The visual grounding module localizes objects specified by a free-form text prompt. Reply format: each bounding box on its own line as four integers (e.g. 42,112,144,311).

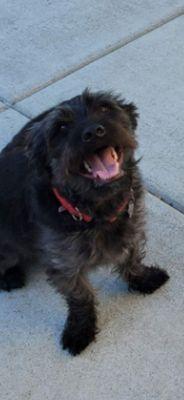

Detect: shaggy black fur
0,90,169,355
0,266,25,291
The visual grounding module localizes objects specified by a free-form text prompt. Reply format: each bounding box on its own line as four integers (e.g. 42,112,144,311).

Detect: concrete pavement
0,1,184,399
1,0,183,102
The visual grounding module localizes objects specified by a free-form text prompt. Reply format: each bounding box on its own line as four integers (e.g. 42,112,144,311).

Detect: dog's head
28,90,138,200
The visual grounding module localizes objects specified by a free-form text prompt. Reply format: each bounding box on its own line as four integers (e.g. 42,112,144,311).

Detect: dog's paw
129,266,169,294
61,322,97,356
0,266,26,292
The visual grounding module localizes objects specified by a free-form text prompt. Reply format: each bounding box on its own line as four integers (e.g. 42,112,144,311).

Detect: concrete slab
17,16,184,212
0,109,29,151
0,1,183,103
0,193,183,400
0,101,6,112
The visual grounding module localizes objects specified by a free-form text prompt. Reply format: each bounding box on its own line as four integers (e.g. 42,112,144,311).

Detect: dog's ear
118,100,139,130
26,119,49,174
26,106,68,176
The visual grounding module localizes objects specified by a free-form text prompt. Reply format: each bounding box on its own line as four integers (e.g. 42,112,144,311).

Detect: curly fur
0,90,169,355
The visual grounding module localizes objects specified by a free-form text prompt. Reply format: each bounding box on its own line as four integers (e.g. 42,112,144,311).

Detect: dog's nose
96,125,106,137
82,124,106,142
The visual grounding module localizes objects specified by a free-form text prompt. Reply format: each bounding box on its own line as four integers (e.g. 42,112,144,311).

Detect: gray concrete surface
0,0,183,102
0,194,184,400
0,101,6,112
0,1,184,399
0,108,28,149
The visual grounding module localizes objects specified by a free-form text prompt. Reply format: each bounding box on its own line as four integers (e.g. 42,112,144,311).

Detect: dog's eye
60,123,67,131
100,104,110,113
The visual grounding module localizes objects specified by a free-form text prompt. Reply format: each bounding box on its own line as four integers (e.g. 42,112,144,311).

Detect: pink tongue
87,147,120,180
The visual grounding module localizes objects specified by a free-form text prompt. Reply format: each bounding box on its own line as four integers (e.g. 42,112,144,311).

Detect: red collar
52,187,134,223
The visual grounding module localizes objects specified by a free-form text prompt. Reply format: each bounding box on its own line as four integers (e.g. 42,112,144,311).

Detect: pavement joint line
0,95,31,119
10,104,31,119
145,185,184,216
6,7,184,105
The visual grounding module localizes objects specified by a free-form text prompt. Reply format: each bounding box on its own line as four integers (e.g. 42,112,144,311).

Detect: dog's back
0,149,36,276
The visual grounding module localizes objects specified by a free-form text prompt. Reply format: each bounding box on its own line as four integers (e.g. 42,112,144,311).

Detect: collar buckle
72,207,83,221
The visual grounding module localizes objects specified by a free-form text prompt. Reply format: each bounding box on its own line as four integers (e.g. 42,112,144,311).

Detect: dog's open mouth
79,146,124,182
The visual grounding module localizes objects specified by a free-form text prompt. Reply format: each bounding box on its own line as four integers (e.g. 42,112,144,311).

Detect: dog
0,89,169,355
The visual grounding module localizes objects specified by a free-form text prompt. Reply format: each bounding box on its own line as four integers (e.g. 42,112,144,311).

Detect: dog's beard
51,146,134,207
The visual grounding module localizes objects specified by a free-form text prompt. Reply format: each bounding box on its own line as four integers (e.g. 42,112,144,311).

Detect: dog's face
29,90,138,199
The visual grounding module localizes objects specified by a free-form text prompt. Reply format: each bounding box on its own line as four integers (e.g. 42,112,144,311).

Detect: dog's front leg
117,247,169,294
48,269,97,355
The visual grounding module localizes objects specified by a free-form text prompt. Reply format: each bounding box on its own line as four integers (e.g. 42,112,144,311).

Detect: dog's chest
38,223,130,271
87,226,130,266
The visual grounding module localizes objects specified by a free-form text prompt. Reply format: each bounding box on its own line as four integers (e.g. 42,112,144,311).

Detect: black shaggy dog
0,90,169,355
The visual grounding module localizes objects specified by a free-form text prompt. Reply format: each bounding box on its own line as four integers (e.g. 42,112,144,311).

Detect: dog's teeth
111,148,118,161
84,161,92,173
